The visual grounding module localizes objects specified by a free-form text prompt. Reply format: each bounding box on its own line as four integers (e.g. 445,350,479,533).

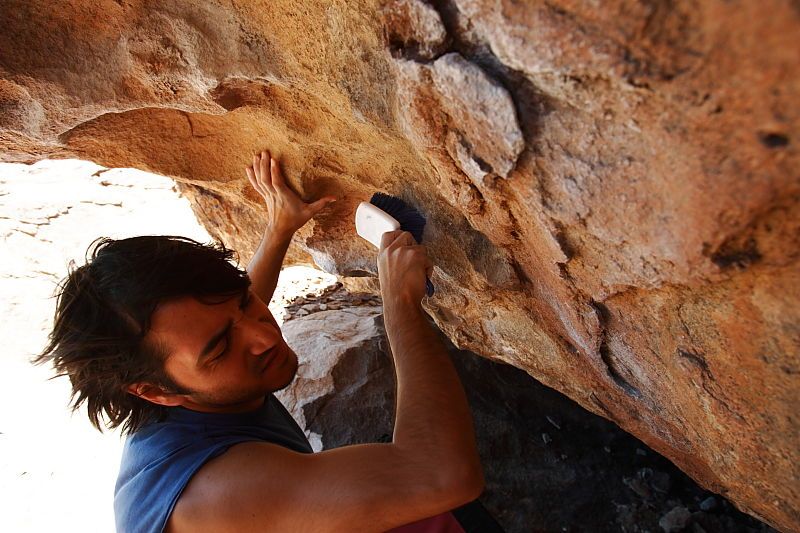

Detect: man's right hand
377,230,433,308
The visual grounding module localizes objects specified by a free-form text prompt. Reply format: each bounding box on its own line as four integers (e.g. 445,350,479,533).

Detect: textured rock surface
277,302,776,532
276,305,390,453
0,1,798,528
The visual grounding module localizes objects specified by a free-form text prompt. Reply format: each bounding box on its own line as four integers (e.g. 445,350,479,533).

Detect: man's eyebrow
197,319,233,368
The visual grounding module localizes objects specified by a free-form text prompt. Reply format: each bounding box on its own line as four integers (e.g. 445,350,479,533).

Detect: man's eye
212,343,229,364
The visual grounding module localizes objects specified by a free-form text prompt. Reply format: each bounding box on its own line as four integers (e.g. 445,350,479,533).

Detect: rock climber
36,150,504,532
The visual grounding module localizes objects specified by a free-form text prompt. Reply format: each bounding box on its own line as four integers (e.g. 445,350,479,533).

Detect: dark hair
33,236,251,435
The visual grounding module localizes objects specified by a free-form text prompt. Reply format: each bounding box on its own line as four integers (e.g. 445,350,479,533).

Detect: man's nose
243,316,278,355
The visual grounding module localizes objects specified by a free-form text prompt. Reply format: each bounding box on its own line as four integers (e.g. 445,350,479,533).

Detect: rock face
0,1,797,529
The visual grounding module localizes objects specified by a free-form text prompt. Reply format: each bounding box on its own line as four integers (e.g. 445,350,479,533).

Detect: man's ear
125,382,186,407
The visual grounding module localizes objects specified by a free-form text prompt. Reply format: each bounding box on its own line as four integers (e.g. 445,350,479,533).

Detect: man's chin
270,349,299,393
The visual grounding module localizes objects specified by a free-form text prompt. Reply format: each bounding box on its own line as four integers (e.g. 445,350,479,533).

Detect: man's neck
175,394,267,414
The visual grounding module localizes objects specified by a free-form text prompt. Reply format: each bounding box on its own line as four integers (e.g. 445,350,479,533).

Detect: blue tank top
113,394,313,533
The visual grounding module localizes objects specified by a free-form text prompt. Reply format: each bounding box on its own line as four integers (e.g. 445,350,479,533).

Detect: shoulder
115,422,258,533
166,440,295,533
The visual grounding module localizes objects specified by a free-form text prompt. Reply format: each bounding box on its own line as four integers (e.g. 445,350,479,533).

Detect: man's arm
378,229,484,486
167,440,480,533
246,226,293,303
244,150,336,302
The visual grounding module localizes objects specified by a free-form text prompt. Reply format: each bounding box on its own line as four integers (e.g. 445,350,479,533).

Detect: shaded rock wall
0,1,797,529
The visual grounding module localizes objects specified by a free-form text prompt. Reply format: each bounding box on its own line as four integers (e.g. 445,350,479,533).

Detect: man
37,151,491,532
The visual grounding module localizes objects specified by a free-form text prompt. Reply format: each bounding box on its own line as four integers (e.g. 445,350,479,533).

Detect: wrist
265,223,295,242
382,294,424,318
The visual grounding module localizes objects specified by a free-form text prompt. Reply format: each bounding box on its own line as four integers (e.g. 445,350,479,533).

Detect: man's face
143,288,298,413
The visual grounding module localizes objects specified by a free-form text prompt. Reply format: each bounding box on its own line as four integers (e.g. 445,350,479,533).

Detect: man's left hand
246,150,337,235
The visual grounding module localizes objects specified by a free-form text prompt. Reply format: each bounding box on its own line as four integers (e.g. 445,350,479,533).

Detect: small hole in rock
758,132,789,148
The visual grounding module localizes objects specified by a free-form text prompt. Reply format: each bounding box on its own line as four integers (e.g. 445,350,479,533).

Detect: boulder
276,306,393,453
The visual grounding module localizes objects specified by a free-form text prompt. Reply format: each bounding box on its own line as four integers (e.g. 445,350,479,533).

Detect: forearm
246,225,294,303
384,299,483,488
